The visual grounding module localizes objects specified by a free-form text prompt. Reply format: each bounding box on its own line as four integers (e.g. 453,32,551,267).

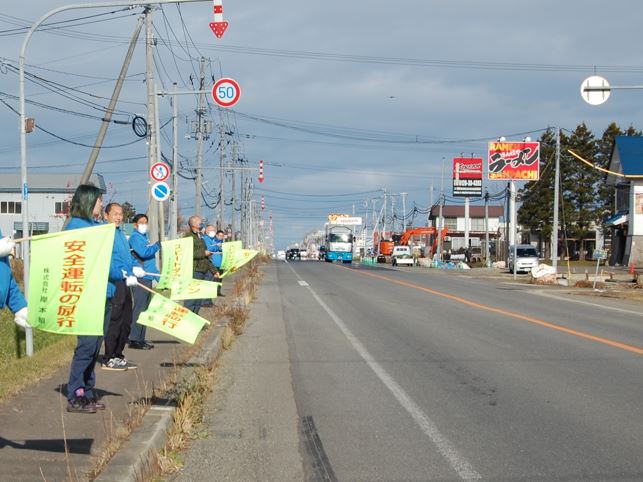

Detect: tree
121,202,136,223
563,123,600,257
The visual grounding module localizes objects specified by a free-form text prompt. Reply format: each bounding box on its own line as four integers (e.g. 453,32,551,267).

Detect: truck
324,214,362,264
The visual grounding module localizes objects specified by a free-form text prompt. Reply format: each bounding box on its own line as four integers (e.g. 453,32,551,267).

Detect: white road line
285,263,481,481
530,289,643,317
298,280,309,286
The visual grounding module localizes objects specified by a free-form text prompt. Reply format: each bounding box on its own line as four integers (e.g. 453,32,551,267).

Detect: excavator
397,226,449,258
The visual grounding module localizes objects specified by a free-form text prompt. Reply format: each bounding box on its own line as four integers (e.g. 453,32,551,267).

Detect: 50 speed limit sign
211,77,241,108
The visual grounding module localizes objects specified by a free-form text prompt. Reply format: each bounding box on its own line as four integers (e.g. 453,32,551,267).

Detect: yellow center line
344,266,643,356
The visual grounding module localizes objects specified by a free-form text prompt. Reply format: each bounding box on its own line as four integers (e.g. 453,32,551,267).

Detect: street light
18,0,209,356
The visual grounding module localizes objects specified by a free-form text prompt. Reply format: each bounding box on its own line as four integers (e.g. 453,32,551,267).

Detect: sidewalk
0,304,220,481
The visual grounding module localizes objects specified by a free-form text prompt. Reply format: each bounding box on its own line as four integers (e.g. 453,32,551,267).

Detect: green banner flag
221,249,259,278
137,293,209,344
157,237,193,290
28,223,115,336
220,241,242,273
170,278,220,301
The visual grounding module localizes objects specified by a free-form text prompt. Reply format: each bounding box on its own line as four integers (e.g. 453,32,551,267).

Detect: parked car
508,244,539,273
391,245,415,267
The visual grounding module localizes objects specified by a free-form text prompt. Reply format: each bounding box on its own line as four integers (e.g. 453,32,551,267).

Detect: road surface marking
286,264,481,481
345,266,643,357
530,289,643,317
298,280,309,286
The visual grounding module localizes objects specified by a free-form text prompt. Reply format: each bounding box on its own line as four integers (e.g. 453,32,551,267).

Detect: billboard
327,214,362,225
452,157,483,197
487,141,540,181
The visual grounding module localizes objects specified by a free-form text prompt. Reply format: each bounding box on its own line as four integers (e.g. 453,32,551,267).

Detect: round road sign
150,162,170,182
151,181,171,202
580,75,611,106
211,78,241,108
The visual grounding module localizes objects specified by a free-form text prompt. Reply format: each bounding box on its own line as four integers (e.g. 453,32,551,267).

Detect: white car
277,250,286,260
391,246,415,266
508,244,540,273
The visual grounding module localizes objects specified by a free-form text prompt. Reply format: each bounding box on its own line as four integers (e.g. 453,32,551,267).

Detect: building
607,136,643,267
429,204,505,254
0,173,106,246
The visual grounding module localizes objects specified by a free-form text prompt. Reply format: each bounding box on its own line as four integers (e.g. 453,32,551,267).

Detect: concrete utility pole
145,6,160,243
401,192,407,231
194,57,207,219
170,82,178,239
464,196,470,249
230,139,237,238
437,195,444,261
552,126,560,273
484,189,490,267
218,108,225,229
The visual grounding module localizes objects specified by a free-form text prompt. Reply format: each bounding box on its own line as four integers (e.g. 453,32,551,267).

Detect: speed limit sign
211,77,241,108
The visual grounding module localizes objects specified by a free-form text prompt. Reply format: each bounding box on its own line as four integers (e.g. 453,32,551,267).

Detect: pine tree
563,123,599,258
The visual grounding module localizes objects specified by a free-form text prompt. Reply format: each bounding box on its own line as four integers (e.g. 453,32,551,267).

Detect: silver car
508,244,539,273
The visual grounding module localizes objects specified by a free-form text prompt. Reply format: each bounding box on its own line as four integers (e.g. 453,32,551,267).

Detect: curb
95,323,225,482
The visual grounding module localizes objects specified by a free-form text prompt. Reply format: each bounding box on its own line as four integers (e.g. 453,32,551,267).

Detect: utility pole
194,57,207,219
429,184,433,226
552,126,560,273
464,196,470,250
218,109,226,229
437,195,444,261
401,192,407,231
484,189,490,267
230,139,237,238
170,82,178,239
145,7,160,243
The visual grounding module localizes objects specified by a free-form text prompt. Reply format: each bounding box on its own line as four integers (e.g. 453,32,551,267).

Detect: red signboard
452,157,483,197
488,141,540,181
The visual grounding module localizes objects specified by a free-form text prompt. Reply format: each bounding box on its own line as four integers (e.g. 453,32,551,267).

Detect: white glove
0,237,15,258
14,307,30,329
132,266,146,278
125,275,138,287
122,269,128,279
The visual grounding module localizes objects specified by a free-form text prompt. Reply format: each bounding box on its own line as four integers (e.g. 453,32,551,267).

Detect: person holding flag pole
64,185,111,414
0,233,29,330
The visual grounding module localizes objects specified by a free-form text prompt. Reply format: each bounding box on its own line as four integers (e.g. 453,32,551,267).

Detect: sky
1,1,642,250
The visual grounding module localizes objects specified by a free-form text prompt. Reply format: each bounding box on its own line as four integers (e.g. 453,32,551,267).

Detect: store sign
453,157,483,197
327,214,362,225
488,141,540,181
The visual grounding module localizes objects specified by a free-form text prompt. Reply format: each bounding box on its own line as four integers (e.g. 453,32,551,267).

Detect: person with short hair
184,216,214,314
101,202,143,371
202,226,224,297
128,213,160,350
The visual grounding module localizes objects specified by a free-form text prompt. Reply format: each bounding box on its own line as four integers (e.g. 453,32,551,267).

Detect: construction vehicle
396,226,449,259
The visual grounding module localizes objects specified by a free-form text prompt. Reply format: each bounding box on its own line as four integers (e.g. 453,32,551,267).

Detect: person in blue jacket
128,213,160,350
0,233,29,330
65,184,112,414
203,226,224,297
101,203,143,371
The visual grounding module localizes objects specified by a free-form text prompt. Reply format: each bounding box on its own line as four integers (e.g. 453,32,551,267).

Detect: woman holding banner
64,184,111,414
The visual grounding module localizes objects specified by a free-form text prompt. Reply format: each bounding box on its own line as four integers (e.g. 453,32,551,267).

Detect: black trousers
104,280,133,360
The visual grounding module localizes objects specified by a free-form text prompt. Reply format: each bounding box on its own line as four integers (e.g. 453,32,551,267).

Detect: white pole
170,82,178,240
464,196,470,250
510,181,518,280
552,127,560,273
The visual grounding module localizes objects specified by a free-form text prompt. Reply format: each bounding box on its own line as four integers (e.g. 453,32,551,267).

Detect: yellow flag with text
157,237,193,290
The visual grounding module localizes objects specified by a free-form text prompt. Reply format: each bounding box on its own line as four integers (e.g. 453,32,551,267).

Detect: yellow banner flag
157,237,193,290
221,249,259,278
137,293,209,344
170,278,220,301
28,224,115,335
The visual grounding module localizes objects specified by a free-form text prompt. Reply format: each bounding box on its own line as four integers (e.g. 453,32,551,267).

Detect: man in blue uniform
129,213,160,350
0,233,29,329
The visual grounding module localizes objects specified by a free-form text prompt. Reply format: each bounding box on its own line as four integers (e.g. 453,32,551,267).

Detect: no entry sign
211,78,240,108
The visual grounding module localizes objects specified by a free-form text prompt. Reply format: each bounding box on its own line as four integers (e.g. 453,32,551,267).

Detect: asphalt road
277,260,643,481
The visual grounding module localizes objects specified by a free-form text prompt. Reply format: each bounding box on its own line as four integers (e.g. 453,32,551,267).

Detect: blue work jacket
0,229,27,313
129,230,160,281
203,236,223,268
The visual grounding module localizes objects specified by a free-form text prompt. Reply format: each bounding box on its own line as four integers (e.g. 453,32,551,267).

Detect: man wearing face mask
128,213,160,350
203,226,224,297
184,216,214,314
